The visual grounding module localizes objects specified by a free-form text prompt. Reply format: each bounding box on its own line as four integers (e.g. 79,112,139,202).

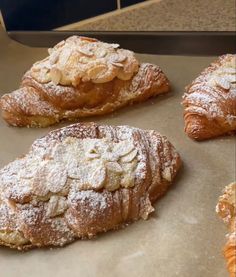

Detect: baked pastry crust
0,123,181,250
183,54,236,140
216,182,236,277
0,36,170,128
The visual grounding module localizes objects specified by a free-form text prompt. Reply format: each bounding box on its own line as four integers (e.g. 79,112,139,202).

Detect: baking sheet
0,29,235,277
8,31,236,55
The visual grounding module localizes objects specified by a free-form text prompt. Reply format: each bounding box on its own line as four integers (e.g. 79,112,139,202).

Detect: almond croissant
0,123,181,250
183,54,236,140
0,36,170,128
216,182,236,277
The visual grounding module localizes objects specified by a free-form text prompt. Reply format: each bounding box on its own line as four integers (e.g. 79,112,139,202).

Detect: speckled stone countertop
62,0,236,31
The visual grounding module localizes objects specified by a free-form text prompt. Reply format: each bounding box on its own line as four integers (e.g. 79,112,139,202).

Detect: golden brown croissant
0,36,170,128
0,122,181,250
216,182,236,277
182,54,236,140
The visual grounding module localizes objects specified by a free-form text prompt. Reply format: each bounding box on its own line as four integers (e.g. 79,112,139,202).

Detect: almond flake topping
30,36,139,86
208,55,236,90
4,137,139,201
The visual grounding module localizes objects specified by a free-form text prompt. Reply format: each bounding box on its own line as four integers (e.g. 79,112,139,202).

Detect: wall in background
0,0,146,30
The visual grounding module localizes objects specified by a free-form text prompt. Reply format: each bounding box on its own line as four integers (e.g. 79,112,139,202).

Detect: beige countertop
59,0,236,31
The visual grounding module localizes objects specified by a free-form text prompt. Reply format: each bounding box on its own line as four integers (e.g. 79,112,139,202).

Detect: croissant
0,122,181,250
0,36,170,128
182,54,236,140
216,182,236,277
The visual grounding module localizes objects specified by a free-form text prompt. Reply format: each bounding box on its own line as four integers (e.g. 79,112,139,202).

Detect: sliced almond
105,172,121,191
109,53,127,63
32,166,50,197
120,149,138,163
224,74,236,83
221,67,236,74
31,67,51,83
117,70,134,81
0,230,29,246
96,49,107,58
50,67,61,85
45,161,68,193
215,77,231,90
102,152,118,162
59,48,73,66
112,62,124,68
49,51,60,65
122,160,137,173
48,48,53,55
162,167,172,182
6,179,33,204
18,159,39,179
67,160,83,179
46,195,68,218
113,141,134,157
110,43,120,49
87,64,108,80
89,165,106,190
79,56,89,64
121,174,135,188
106,162,123,173
78,47,94,57
32,159,68,197
79,36,98,43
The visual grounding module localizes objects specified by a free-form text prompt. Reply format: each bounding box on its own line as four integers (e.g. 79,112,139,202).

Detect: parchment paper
0,29,235,277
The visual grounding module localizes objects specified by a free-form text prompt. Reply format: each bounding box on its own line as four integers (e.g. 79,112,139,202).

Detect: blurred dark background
0,0,144,30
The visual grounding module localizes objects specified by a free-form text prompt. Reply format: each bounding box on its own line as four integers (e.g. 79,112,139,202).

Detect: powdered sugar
68,188,108,212
0,123,180,248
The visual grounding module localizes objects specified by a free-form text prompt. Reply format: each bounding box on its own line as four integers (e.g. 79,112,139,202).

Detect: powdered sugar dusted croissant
0,123,181,250
216,182,236,277
0,36,170,128
183,54,236,140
